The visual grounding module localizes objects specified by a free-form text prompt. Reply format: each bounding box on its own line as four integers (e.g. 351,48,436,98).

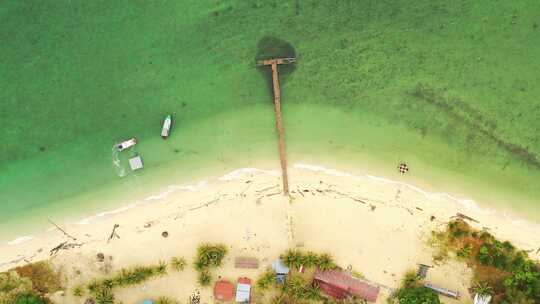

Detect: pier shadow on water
255,36,296,98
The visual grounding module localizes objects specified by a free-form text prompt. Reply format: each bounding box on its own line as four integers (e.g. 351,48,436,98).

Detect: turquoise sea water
1,0,539,240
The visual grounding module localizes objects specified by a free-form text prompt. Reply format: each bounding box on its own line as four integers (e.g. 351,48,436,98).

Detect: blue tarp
140,300,154,304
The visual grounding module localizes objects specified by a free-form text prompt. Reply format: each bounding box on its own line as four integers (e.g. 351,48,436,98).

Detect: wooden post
257,58,295,195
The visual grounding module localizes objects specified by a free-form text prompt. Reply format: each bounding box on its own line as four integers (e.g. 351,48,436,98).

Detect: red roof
214,280,234,301
238,277,251,285
314,270,380,302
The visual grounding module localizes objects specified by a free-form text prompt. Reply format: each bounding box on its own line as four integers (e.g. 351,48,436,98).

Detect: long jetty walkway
257,57,296,195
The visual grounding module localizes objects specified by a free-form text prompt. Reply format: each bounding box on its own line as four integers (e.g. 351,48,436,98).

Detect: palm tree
474,281,493,296
316,253,336,271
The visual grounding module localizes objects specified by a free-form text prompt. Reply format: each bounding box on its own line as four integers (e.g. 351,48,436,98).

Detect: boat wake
111,146,126,177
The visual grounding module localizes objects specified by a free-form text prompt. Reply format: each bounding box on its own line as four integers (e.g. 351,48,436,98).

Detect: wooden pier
257,57,295,195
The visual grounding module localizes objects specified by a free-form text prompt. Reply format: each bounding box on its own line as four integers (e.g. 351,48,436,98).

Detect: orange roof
238,277,251,285
214,280,234,301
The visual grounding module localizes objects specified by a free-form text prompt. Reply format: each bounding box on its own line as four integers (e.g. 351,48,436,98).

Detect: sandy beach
1,163,539,304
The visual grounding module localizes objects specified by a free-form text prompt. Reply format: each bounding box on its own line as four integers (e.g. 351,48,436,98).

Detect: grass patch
431,219,540,303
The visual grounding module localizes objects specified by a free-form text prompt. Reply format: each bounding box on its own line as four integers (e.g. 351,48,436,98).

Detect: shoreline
2,162,539,267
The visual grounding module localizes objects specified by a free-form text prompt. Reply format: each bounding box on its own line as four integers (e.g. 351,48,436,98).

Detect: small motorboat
116,138,137,151
161,115,172,139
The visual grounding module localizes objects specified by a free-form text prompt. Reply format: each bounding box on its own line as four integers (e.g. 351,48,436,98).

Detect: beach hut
129,155,143,171
424,283,460,299
234,257,259,269
271,259,290,283
474,294,492,304
235,277,252,303
313,270,380,302
214,280,234,302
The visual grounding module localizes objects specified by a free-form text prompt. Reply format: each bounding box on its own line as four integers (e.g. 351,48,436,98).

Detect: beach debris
107,224,120,243
161,114,172,139
430,215,436,221
454,212,479,223
48,219,77,241
96,253,105,262
398,163,409,174
49,241,82,256
128,155,143,171
162,231,169,238
84,299,96,304
189,290,201,304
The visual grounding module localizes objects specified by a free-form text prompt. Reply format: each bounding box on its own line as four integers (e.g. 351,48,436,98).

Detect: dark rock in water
97,253,105,262
162,231,169,238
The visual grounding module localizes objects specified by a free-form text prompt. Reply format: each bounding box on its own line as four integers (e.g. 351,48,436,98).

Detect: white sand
1,163,539,304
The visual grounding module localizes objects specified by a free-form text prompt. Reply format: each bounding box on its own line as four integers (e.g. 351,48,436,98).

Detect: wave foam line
294,163,540,231
218,168,280,181
6,235,34,246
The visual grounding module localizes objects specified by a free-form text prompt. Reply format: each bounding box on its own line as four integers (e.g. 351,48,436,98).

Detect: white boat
116,138,137,151
161,115,172,139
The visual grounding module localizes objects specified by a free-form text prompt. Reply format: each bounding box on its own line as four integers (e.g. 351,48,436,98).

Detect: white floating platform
129,156,143,171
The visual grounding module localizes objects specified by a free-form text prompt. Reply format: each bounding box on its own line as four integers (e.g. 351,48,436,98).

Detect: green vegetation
280,250,337,271
0,271,33,304
193,244,227,287
85,262,168,302
93,285,114,304
14,294,47,304
388,270,440,304
170,257,187,272
0,262,61,304
194,244,228,270
282,275,322,302
155,297,179,304
72,285,83,297
432,219,540,303
257,249,348,304
256,269,277,290
196,270,212,287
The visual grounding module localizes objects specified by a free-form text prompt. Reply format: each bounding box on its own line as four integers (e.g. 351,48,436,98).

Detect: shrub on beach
194,244,228,270
193,243,228,287
93,285,114,304
155,296,179,304
12,262,61,295
86,262,169,301
13,293,47,304
256,269,277,290
431,219,540,303
0,271,33,304
170,257,187,272
155,297,179,304
197,270,212,287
